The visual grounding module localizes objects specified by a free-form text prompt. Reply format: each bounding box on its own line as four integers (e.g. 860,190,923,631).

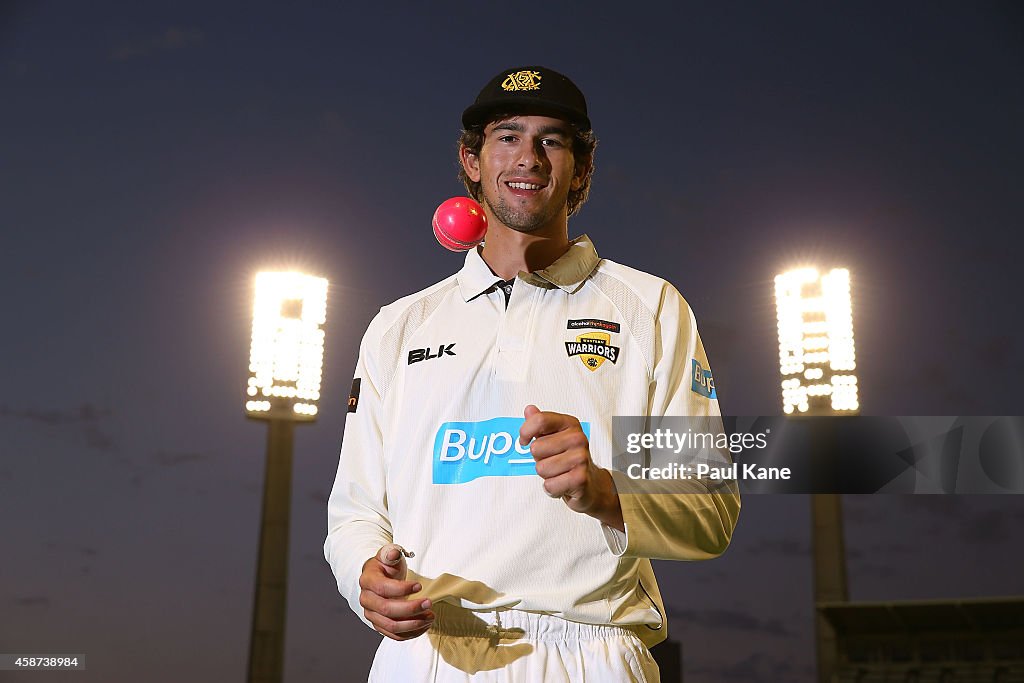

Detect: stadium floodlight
244,270,328,683
245,271,328,422
774,267,859,415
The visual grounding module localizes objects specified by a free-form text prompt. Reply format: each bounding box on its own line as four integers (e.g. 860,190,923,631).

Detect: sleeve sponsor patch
348,378,361,413
691,359,717,399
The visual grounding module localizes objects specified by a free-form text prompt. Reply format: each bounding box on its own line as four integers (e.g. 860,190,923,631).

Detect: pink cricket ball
432,197,487,252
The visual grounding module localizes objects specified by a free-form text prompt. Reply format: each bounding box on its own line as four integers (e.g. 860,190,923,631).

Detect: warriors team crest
565,331,620,371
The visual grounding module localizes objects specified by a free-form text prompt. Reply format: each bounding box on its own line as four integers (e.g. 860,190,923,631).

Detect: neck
479,213,571,280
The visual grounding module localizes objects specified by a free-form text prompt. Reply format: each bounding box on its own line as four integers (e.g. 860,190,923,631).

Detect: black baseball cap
462,65,591,131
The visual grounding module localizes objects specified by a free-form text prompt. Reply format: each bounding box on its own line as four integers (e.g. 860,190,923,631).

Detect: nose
515,139,546,170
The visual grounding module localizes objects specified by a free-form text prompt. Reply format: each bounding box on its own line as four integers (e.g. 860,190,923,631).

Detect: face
462,115,587,234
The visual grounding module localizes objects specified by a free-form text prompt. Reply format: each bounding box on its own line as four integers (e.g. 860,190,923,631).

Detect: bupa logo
408,343,456,365
433,417,592,484
691,359,717,399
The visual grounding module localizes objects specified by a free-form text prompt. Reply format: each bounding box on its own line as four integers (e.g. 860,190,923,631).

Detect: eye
541,138,565,148
498,135,518,143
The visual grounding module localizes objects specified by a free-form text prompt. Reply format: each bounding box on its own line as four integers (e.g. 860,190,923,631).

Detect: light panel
775,267,859,415
245,271,328,422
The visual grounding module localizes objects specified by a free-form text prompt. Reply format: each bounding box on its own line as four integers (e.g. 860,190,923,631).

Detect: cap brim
462,99,591,131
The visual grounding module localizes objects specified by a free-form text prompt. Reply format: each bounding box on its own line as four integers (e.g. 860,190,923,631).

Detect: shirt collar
456,234,601,302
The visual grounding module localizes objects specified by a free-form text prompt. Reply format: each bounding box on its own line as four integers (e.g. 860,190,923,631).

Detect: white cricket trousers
367,603,661,682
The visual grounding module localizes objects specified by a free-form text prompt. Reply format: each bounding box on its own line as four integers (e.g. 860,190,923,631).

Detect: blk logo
408,343,456,365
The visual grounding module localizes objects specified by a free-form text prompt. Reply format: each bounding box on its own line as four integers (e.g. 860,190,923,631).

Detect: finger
542,475,570,499
396,623,434,640
360,571,422,599
379,626,432,641
375,577,422,599
361,553,407,583
520,407,576,445
361,592,434,620
377,543,411,567
534,450,589,480
378,621,435,641
519,405,540,446
376,544,409,581
540,469,587,500
529,430,589,462
380,561,405,580
368,611,436,639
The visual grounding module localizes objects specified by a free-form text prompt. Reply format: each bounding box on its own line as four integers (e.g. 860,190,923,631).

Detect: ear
460,145,481,183
570,155,591,192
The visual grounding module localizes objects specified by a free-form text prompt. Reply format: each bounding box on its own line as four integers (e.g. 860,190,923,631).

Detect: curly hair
457,113,597,218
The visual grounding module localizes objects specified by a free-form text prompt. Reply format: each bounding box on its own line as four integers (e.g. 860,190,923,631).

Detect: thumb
524,404,540,419
377,543,409,580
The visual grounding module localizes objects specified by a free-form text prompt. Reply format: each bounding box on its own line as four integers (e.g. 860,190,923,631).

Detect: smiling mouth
505,181,546,191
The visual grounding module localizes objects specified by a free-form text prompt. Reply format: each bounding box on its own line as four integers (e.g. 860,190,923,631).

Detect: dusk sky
2,2,1023,681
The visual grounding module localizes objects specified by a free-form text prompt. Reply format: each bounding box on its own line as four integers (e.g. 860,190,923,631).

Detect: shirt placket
492,279,537,383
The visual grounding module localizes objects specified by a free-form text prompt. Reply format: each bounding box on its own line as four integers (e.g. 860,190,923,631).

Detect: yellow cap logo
501,70,542,92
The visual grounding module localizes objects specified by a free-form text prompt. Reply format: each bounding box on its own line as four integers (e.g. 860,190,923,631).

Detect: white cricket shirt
325,235,740,647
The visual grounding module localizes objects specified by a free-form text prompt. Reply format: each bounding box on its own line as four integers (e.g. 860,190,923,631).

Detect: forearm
324,519,394,628
606,470,740,560
588,468,625,532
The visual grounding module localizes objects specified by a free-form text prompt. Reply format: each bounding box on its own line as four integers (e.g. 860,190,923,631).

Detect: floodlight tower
245,272,328,683
774,266,858,683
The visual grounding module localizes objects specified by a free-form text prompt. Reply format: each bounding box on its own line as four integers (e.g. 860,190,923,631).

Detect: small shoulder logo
502,70,541,92
565,332,620,371
348,378,361,413
408,343,456,365
691,359,717,399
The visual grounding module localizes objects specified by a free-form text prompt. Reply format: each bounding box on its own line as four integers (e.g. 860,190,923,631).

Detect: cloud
83,422,116,451
154,451,210,466
899,497,1022,542
910,361,977,410
849,561,898,580
959,507,1024,545
0,403,111,426
843,495,890,524
110,27,204,61
896,496,965,519
12,595,50,608
0,403,117,452
742,537,809,558
665,606,793,637
294,654,322,678
861,541,914,556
